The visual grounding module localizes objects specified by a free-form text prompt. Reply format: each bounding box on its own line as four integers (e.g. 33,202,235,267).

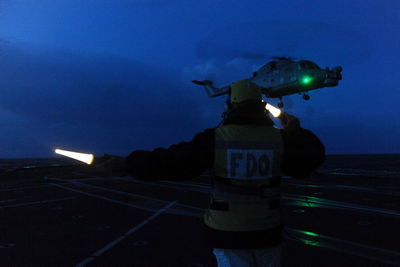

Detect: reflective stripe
214,176,282,187
209,197,281,211
204,196,282,231
207,124,284,231
213,189,281,201
213,180,282,200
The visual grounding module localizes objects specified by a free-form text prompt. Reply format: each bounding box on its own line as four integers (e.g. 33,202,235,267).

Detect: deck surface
0,159,399,267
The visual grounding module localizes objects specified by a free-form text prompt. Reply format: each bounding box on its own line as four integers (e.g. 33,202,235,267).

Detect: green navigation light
301,76,313,85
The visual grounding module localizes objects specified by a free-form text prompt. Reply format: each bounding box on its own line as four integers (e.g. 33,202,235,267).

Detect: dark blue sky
0,0,399,157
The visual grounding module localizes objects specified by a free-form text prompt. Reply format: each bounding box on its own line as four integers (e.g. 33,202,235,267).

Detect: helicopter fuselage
250,60,342,98
192,59,342,103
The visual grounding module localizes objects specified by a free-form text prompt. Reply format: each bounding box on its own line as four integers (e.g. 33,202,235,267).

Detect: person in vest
99,79,325,267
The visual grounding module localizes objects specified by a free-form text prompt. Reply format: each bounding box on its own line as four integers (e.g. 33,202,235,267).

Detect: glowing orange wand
54,149,94,165
265,103,282,118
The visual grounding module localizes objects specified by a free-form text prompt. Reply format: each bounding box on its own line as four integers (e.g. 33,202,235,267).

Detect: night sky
0,0,399,158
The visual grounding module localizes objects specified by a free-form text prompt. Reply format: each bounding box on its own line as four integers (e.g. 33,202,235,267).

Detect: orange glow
55,149,94,165
265,103,282,117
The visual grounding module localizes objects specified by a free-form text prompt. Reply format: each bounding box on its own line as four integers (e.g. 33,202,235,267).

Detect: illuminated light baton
54,149,94,165
265,103,282,118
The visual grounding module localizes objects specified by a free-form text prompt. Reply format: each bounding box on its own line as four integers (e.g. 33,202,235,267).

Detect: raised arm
126,129,215,181
279,113,326,178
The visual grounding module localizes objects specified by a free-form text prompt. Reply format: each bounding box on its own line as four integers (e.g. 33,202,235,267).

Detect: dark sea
1,154,400,177
318,154,400,177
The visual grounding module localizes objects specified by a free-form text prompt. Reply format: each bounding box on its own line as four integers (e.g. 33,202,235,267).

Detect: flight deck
0,155,399,266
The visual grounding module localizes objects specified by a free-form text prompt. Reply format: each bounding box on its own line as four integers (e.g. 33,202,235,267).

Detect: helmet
230,79,262,104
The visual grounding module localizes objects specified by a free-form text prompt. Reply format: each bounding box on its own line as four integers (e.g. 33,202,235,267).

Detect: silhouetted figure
100,79,325,267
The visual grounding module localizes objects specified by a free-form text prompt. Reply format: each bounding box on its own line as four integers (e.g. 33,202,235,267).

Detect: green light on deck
302,231,319,237
301,76,313,85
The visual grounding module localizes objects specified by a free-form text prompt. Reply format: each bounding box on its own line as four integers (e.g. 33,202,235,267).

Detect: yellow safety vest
204,124,284,231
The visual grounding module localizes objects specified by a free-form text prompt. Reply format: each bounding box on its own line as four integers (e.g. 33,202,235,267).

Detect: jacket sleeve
281,128,326,179
125,129,215,181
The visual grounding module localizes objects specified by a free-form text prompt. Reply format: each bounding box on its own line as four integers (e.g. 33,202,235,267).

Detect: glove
279,112,301,132
92,154,128,177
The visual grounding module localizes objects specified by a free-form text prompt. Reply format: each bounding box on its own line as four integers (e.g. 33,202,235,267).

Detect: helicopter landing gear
303,94,310,100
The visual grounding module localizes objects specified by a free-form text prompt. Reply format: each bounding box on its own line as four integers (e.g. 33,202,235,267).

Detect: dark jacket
126,115,325,249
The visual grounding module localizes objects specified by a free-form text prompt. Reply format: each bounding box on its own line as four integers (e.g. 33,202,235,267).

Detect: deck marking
0,184,52,192
284,181,400,197
285,228,400,266
49,182,202,217
117,177,211,193
48,177,170,203
118,178,400,216
75,201,177,267
0,196,77,209
47,179,400,265
0,199,16,204
162,180,211,189
44,176,117,182
50,183,161,213
48,177,206,213
72,180,206,212
49,177,400,217
284,193,400,217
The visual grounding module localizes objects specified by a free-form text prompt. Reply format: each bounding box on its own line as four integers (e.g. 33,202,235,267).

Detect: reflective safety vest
204,124,284,231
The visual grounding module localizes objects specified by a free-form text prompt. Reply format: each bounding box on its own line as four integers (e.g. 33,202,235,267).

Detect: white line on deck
0,196,78,209
116,177,211,193
162,180,211,189
0,199,16,204
48,179,400,265
75,201,177,267
118,177,400,217
72,179,206,212
285,228,400,266
0,184,52,192
49,180,204,217
48,177,169,204
49,176,400,217
284,181,400,197
284,193,400,217
49,183,161,213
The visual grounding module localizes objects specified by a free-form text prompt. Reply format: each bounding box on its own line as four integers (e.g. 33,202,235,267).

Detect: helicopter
192,57,342,107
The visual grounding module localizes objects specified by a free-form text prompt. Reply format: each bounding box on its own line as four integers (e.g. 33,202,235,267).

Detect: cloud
196,20,375,66
0,43,215,157
0,44,187,122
